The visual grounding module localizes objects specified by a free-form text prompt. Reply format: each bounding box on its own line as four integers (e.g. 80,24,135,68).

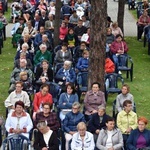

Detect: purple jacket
110,41,128,54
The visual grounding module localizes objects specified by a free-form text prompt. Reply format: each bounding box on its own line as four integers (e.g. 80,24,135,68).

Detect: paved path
107,0,137,36
5,1,137,37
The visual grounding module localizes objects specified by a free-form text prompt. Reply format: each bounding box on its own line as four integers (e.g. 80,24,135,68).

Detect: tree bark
88,0,107,92
54,0,62,47
117,0,126,33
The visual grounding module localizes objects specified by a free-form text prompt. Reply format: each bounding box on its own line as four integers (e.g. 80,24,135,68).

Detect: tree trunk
54,0,62,47
88,0,107,92
117,0,126,33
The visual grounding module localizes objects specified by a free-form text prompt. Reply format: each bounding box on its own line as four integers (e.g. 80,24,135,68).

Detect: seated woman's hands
92,110,98,114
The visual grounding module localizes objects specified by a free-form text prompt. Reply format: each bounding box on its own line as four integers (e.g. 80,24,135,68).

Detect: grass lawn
1,36,150,126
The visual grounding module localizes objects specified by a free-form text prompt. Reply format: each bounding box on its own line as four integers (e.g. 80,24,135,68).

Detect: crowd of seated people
2,0,150,150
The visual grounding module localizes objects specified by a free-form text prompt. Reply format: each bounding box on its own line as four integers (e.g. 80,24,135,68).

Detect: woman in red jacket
33,84,53,120
59,21,68,43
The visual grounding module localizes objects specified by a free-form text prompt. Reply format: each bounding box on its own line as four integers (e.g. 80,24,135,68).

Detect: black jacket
88,113,110,133
33,130,59,150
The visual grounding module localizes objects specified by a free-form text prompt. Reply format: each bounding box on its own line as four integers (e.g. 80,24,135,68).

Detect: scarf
67,34,74,41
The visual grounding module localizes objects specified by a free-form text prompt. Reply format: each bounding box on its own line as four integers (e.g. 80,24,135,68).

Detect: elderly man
55,60,76,91
88,106,110,142
9,58,33,93
45,14,55,33
5,81,30,113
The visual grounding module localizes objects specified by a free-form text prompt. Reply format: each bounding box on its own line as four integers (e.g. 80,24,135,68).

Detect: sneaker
138,39,142,42
118,71,122,75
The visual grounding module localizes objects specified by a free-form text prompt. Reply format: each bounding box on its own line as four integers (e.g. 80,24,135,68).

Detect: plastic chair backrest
118,54,128,67
2,134,31,150
106,73,122,88
49,82,61,103
54,63,64,75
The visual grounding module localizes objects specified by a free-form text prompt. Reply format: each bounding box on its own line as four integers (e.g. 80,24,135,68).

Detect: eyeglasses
72,107,78,110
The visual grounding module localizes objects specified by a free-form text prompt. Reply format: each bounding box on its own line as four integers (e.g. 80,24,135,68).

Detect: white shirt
106,130,113,148
43,129,53,148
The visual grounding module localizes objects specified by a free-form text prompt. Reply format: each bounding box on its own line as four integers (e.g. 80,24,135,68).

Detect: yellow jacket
117,110,137,134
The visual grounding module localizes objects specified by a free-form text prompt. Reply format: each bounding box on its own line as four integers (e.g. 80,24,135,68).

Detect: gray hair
22,43,29,49
40,44,47,49
37,120,47,128
98,105,106,111
72,102,80,109
64,60,72,67
20,59,27,64
42,34,48,38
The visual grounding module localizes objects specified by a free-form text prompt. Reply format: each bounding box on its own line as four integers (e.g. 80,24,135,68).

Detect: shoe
138,39,142,42
118,71,122,75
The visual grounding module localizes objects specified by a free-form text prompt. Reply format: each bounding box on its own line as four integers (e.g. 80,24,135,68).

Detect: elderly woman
110,21,123,37
58,83,79,121
34,120,59,150
35,60,53,91
71,122,95,150
96,117,123,150
110,34,128,73
33,84,53,120
19,71,33,95
84,82,106,122
55,61,76,90
34,44,52,66
63,102,86,150
15,43,32,61
117,100,138,150
127,116,150,150
137,10,150,41
5,101,33,138
14,52,33,70
88,106,110,142
116,84,134,113
55,42,72,64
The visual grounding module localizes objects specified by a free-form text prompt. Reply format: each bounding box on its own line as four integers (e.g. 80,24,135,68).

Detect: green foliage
0,38,16,116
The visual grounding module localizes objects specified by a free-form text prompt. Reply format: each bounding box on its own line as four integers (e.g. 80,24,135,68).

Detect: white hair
22,43,29,49
64,60,72,67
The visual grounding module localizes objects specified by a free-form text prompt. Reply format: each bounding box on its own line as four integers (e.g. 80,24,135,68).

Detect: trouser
138,25,144,40
122,134,129,150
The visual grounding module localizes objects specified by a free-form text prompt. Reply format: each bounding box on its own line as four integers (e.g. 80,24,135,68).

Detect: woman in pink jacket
110,34,128,73
59,21,68,43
